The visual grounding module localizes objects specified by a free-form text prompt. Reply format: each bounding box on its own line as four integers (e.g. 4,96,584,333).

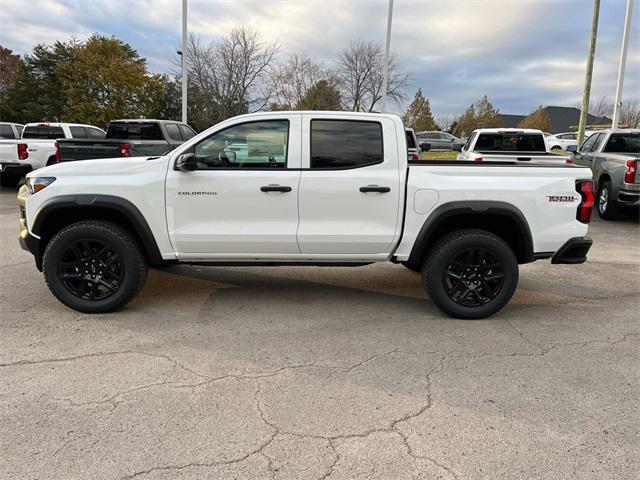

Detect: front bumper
17,184,43,270
551,236,593,265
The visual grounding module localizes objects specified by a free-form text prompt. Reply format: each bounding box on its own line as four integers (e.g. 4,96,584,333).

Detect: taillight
565,157,573,164
409,153,420,161
474,156,482,163
119,143,131,157
576,179,595,224
17,143,28,160
54,141,60,162
624,160,637,184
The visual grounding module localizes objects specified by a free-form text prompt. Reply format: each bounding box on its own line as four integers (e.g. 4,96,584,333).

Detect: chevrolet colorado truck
0,122,105,187
570,129,640,219
56,119,196,163
455,128,571,165
18,111,595,319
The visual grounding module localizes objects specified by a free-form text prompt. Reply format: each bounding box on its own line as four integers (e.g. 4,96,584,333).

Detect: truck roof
23,122,101,129
110,119,189,124
214,110,402,120
472,128,544,134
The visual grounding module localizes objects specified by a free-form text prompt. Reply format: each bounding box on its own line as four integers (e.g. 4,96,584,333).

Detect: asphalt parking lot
0,187,638,480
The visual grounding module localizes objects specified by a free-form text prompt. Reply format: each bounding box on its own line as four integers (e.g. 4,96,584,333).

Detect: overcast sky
1,0,639,117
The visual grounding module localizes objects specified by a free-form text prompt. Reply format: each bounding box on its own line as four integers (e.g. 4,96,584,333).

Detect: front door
297,115,402,256
166,115,302,257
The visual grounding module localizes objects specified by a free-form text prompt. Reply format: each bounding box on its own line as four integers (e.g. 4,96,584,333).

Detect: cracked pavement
0,189,638,479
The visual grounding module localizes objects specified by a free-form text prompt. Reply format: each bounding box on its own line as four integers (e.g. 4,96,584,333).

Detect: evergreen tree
295,79,341,110
402,89,439,131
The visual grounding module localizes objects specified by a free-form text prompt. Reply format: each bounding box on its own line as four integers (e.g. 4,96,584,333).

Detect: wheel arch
406,201,534,269
32,195,164,268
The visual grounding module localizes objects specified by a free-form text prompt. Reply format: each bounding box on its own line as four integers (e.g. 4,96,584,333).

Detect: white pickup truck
17,111,595,319
455,128,572,165
0,122,105,187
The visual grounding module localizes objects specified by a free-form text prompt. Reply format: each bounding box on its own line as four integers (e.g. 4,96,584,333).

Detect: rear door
297,115,402,255
166,114,302,256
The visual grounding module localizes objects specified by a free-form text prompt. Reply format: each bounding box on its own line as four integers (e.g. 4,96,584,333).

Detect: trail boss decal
547,195,577,202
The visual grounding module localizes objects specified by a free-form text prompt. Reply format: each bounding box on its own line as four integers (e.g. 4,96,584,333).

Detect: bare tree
268,53,334,110
184,27,279,127
336,40,410,112
619,97,640,128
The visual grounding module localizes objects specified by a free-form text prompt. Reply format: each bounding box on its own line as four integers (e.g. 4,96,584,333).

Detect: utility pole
380,0,394,113
612,0,634,129
181,0,188,124
578,0,600,145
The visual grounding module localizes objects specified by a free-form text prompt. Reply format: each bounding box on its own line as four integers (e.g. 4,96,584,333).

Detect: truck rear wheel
596,180,618,220
43,220,148,313
423,229,518,319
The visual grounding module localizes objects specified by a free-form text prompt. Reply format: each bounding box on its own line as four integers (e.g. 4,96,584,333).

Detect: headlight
26,176,56,194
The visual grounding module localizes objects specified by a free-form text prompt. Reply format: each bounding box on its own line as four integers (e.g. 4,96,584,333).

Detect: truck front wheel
423,229,518,319
43,220,148,313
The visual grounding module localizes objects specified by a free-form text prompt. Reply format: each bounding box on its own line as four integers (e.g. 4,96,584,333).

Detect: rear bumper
551,236,592,265
1,162,32,175
617,189,640,207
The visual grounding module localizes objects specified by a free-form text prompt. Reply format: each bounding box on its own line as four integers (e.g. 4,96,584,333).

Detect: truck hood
27,156,167,177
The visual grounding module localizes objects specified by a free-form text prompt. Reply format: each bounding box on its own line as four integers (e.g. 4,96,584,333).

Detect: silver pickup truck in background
570,129,640,219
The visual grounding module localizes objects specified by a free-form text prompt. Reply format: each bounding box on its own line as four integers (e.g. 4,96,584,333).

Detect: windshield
475,133,546,152
603,133,640,154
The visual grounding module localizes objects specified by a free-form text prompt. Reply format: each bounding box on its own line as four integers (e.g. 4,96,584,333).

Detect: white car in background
546,132,578,151
0,122,105,187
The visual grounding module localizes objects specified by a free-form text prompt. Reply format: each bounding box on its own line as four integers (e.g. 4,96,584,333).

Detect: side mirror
452,143,463,152
566,145,577,153
420,142,431,151
175,153,197,171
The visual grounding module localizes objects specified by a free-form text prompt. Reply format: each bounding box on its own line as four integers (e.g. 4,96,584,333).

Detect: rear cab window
106,122,164,140
22,125,65,139
603,133,640,154
310,120,383,169
475,132,546,152
179,124,196,140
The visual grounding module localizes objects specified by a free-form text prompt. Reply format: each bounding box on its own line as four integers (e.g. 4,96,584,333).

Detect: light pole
181,0,188,124
578,0,600,146
380,0,394,113
612,0,634,129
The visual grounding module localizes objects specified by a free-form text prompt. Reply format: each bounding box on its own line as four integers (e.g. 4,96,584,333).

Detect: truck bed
57,139,172,162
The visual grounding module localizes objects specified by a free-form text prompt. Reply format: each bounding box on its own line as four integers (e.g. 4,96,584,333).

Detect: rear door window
69,126,88,138
179,124,196,140
310,120,383,169
165,124,183,141
22,125,65,139
86,127,105,139
0,125,16,139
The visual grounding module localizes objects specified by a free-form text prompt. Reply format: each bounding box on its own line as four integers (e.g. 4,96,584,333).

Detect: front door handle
261,185,292,192
360,185,391,193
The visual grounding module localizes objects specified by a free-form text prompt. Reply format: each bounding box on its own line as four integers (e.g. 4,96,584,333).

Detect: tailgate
58,140,122,161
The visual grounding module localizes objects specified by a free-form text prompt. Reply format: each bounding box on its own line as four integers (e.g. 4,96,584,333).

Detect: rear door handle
260,185,292,192
360,185,391,193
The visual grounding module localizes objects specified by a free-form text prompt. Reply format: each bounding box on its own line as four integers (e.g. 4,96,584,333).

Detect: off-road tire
43,220,148,313
423,229,518,319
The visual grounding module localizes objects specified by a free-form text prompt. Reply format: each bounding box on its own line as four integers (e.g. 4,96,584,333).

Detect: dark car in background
56,119,196,162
